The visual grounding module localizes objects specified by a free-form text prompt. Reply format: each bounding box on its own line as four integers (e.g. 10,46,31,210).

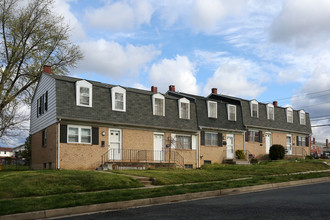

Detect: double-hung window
207,101,217,118
178,98,190,119
76,80,92,107
227,104,236,121
299,110,306,125
250,100,258,118
248,130,260,142
267,103,274,120
286,107,293,123
68,125,91,144
152,94,165,116
205,132,218,146
176,135,192,149
111,86,126,112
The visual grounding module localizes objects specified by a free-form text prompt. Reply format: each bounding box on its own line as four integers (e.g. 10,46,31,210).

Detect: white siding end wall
30,74,57,134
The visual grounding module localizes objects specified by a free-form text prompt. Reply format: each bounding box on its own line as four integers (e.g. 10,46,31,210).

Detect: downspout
57,119,61,170
198,131,201,168
243,131,245,153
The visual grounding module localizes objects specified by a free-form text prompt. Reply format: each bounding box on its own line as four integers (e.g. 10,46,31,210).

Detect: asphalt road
59,182,330,220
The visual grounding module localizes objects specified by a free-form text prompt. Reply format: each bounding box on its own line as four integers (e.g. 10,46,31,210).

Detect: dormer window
111,86,126,112
207,101,217,118
152,93,165,116
178,98,190,119
299,110,306,125
227,104,236,121
267,103,274,120
76,80,92,107
286,107,293,123
250,100,258,118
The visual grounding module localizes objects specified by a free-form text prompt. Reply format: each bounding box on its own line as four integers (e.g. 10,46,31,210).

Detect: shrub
235,150,246,160
305,155,313,160
250,158,258,164
269,144,285,160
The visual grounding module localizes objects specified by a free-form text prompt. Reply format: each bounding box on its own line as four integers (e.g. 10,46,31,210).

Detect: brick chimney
211,88,217,94
326,139,329,147
151,86,157,93
169,85,175,92
273,101,278,106
313,137,315,144
43,65,52,74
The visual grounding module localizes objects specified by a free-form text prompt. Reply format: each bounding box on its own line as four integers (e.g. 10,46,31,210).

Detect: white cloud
204,58,266,98
54,0,86,40
291,67,330,141
86,0,154,31
269,0,330,47
77,39,160,78
149,55,199,94
158,0,245,33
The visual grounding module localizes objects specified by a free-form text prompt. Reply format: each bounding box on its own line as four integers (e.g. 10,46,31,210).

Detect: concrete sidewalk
1,176,330,220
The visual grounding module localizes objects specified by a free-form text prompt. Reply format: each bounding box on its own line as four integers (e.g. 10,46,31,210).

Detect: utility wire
263,89,330,103
311,124,330,127
310,117,330,122
310,114,330,119
294,101,330,109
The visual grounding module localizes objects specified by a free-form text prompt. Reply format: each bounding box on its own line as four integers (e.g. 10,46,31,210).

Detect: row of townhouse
30,67,312,170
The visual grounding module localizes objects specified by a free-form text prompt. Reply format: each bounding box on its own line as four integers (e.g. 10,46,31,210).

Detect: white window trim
76,80,92,107
67,125,92,144
299,110,306,125
178,98,190,120
152,93,165,116
111,86,126,112
267,103,275,120
286,107,293,123
250,99,259,118
227,104,237,121
207,101,217,118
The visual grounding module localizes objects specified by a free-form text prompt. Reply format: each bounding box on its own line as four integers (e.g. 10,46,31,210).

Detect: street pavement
59,182,330,220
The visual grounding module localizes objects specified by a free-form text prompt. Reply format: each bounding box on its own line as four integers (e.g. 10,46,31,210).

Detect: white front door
154,133,165,161
109,129,122,160
265,132,272,154
226,134,234,159
286,135,292,155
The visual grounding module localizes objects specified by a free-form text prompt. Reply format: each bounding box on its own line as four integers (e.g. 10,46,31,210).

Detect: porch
100,149,185,170
285,147,308,159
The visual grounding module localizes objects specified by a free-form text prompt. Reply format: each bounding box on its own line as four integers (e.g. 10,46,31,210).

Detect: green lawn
111,160,330,185
1,171,330,215
0,170,143,199
0,160,329,216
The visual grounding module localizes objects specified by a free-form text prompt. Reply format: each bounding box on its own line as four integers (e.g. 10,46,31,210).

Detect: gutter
57,116,198,134
245,125,311,135
57,119,61,170
199,126,245,133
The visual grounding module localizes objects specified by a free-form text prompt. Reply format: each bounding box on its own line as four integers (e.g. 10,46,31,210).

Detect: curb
1,177,330,220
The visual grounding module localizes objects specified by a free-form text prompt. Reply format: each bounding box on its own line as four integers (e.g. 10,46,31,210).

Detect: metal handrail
101,148,185,167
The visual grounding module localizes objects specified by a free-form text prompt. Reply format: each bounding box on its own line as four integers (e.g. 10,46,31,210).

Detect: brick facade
31,123,57,169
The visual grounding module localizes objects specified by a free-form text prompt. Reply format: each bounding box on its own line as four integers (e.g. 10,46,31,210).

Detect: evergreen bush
269,144,285,160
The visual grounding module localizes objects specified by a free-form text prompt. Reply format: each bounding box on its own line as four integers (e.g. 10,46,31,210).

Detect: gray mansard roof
239,99,312,134
49,74,198,132
167,92,245,132
45,74,312,135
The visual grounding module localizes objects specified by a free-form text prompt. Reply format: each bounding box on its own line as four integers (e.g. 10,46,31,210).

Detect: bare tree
0,0,83,138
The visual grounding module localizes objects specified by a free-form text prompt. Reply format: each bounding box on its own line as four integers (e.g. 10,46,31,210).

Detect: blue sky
2,0,330,147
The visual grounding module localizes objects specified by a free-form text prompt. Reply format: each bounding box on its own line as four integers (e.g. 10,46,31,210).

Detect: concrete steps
223,159,250,165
